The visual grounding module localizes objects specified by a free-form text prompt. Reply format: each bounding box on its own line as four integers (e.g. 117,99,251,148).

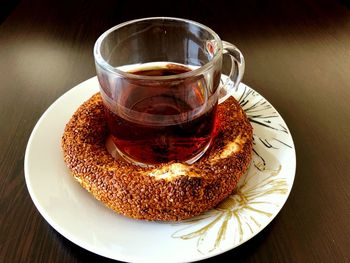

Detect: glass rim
93,17,223,80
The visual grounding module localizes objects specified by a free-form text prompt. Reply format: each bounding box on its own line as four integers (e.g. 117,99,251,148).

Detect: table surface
1,0,349,262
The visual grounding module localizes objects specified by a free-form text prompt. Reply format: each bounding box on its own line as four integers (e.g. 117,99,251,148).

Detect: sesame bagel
61,93,253,221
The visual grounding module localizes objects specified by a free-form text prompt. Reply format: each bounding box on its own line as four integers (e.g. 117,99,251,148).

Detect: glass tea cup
94,17,244,166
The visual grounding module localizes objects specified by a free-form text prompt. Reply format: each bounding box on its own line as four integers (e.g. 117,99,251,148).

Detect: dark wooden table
1,0,349,262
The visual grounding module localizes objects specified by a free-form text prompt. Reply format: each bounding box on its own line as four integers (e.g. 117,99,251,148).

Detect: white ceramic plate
25,76,296,263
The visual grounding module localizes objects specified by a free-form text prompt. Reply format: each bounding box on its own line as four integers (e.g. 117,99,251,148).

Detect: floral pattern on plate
171,81,295,254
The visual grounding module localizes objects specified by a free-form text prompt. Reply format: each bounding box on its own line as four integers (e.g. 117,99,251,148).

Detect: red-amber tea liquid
103,63,218,165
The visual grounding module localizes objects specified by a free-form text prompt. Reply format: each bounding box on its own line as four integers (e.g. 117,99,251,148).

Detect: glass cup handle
218,41,245,104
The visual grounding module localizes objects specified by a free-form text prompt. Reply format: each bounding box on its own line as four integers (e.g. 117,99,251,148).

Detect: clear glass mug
94,17,244,166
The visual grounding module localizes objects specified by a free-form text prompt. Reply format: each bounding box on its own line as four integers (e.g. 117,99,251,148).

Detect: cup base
105,135,213,167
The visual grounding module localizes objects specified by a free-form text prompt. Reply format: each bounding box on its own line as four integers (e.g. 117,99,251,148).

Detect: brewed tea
103,63,218,164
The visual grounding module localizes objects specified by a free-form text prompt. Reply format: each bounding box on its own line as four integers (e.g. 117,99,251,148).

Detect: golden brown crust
61,93,253,221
